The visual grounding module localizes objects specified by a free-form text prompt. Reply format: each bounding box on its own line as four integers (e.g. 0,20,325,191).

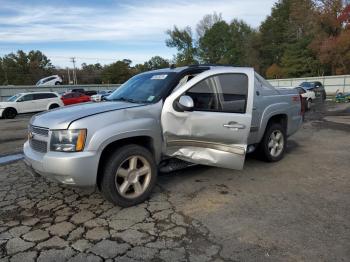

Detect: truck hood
31,101,144,129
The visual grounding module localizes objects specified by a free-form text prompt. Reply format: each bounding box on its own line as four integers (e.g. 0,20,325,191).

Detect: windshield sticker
147,96,155,102
151,74,168,80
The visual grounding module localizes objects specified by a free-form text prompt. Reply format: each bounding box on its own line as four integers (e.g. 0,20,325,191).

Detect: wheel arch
259,113,288,142
5,106,18,113
3,107,18,117
266,114,288,131
96,136,156,190
48,103,60,110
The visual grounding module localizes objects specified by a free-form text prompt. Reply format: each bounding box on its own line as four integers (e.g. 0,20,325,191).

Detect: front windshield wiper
110,97,137,103
110,97,147,104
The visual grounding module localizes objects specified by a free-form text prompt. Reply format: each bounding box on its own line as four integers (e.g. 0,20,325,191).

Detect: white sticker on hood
151,74,168,80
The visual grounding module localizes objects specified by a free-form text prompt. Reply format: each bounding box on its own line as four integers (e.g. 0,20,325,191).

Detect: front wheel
259,123,286,162
3,108,17,119
100,144,157,207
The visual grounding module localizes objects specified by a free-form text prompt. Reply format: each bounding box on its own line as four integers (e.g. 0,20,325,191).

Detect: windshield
300,82,313,88
7,94,21,102
107,72,176,103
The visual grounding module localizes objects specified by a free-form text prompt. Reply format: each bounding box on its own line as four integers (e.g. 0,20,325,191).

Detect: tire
100,144,157,207
3,108,17,119
306,99,312,110
259,123,286,162
55,82,61,85
49,104,60,110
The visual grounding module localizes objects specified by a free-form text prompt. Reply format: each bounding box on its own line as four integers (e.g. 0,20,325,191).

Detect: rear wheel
100,144,157,207
55,81,61,85
259,123,286,162
3,108,17,119
49,104,60,110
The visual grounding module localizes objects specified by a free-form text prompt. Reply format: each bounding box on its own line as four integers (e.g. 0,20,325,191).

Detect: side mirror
174,95,194,112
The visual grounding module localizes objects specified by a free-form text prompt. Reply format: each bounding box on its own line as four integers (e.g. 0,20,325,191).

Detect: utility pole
67,67,71,85
70,57,77,85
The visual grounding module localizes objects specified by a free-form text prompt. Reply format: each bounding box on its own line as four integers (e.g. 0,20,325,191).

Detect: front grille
30,139,48,153
29,125,49,137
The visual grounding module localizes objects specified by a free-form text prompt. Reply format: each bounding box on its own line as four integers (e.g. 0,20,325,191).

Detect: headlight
50,129,87,152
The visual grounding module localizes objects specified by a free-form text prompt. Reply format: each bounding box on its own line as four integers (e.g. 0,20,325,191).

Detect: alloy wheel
114,155,152,199
268,130,284,157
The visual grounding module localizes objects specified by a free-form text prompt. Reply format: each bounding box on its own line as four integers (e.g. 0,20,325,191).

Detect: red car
61,92,91,106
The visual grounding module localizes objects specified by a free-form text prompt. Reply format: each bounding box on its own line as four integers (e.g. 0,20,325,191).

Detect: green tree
135,56,170,72
145,56,169,70
1,50,53,85
0,58,6,85
259,0,292,73
77,63,103,84
101,60,134,84
281,39,321,77
198,19,255,66
198,21,231,63
227,19,255,66
196,12,222,38
166,26,197,66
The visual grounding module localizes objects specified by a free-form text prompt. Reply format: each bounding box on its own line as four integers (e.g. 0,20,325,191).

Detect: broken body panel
161,67,255,170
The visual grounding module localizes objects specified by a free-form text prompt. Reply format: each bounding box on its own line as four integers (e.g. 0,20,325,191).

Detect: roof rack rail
188,64,235,67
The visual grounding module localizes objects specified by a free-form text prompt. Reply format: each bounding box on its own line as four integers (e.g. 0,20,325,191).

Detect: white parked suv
36,75,62,86
0,92,63,119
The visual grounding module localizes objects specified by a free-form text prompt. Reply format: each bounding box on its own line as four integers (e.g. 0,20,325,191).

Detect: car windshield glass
107,72,176,103
300,82,313,88
7,94,21,102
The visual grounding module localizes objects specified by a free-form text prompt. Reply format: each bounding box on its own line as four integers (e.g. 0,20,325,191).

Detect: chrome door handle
223,121,246,129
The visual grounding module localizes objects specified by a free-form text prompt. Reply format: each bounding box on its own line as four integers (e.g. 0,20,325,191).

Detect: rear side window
42,77,56,83
185,73,248,113
34,93,57,100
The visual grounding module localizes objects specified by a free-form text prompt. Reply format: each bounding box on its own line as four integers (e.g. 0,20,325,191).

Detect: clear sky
0,0,276,68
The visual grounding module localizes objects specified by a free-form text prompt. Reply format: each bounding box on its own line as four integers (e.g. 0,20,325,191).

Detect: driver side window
20,94,34,102
185,73,248,113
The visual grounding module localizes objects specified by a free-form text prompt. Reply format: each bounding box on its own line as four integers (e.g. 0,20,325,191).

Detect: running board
159,158,196,173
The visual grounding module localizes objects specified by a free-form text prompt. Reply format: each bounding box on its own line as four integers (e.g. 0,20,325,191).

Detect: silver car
24,65,303,207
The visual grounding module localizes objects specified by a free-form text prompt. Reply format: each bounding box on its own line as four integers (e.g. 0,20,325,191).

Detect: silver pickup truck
24,65,303,206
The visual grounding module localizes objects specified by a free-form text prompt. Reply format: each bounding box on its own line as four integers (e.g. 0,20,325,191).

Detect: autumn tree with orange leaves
311,0,350,74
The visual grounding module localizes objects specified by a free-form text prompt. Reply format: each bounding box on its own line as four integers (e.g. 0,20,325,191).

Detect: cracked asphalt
0,101,349,262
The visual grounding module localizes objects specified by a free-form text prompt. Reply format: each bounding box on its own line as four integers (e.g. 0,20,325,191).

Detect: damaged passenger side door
161,68,254,170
